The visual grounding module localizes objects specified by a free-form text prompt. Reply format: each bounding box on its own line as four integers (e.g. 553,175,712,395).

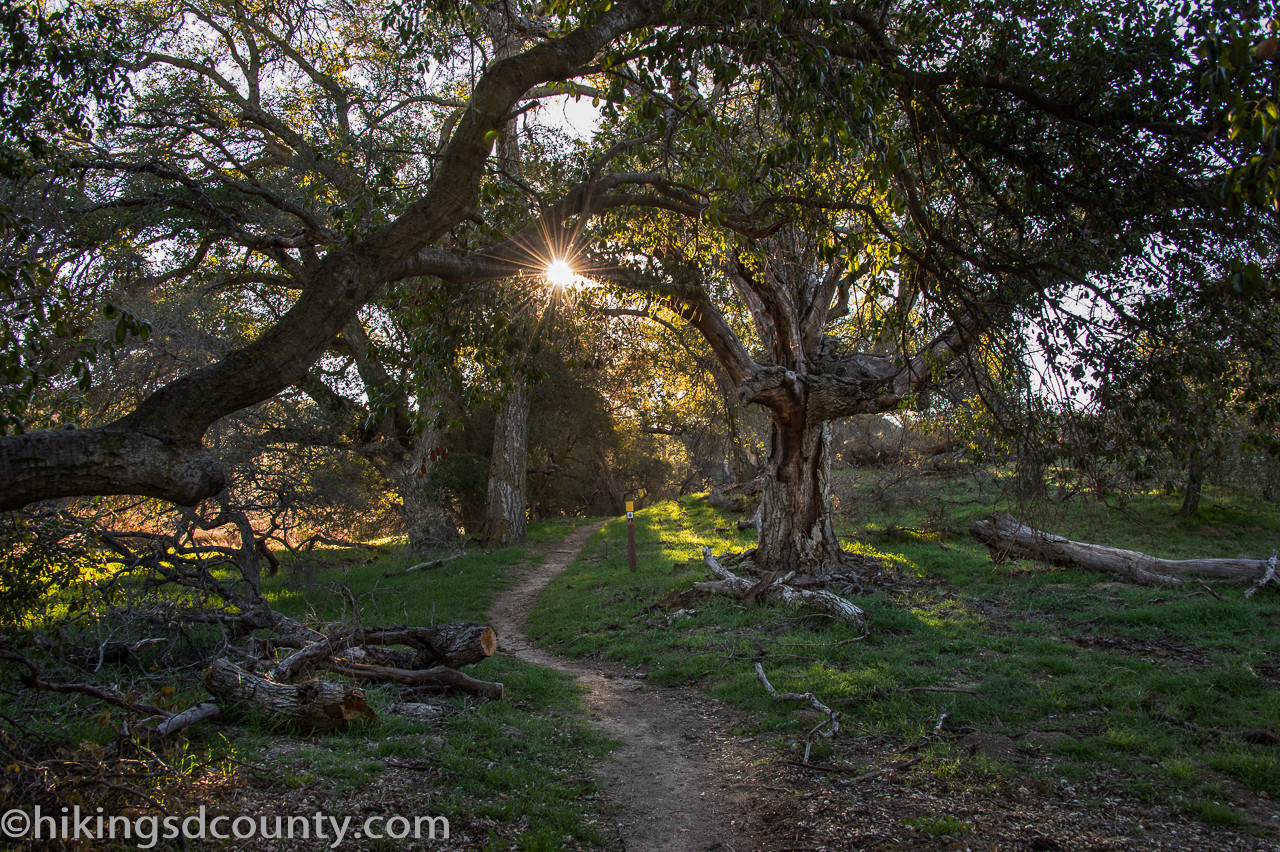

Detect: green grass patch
527,485,1280,834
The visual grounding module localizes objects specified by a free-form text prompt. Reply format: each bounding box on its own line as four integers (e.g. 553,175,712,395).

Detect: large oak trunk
483,379,530,544
756,415,844,571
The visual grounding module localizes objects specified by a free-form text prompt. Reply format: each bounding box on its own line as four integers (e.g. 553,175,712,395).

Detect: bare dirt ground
487,521,787,852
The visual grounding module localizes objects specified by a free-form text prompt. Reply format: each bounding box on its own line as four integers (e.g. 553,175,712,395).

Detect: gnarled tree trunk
756,414,843,572
483,378,529,544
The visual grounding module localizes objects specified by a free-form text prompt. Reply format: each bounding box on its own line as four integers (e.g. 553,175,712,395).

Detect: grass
245,517,610,850
0,517,609,851
5,475,1277,844
525,475,1280,834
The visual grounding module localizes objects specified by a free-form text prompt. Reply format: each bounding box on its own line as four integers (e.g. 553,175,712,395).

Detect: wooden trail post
626,500,637,571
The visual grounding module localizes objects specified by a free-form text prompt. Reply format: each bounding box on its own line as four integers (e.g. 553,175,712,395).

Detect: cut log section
356,622,498,669
694,547,866,627
327,661,504,700
971,512,1274,585
203,658,376,732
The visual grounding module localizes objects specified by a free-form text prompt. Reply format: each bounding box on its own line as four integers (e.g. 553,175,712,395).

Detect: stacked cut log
166,621,502,737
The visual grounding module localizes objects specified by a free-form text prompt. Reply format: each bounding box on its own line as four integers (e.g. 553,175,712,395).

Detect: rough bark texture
0,428,224,511
327,661,504,700
400,406,459,550
757,417,843,571
202,658,376,732
355,623,498,669
483,379,530,544
971,512,1272,584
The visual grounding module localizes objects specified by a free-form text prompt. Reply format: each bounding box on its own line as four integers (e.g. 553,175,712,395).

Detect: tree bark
400,400,459,550
355,622,498,669
756,414,844,571
154,702,222,738
327,661,504,699
1178,457,1205,518
483,378,530,544
970,512,1273,584
202,658,376,732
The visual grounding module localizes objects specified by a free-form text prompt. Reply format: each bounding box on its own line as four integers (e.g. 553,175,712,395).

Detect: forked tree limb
1246,552,1279,598
971,512,1274,585
755,662,839,764
0,650,171,717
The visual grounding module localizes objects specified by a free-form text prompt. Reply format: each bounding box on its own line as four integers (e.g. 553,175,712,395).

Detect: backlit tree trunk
483,379,529,544
649,236,987,574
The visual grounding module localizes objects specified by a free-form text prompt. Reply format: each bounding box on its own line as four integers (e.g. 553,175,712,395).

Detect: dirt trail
487,522,775,852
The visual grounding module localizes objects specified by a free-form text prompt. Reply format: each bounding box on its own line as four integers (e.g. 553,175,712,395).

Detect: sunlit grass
527,487,1280,832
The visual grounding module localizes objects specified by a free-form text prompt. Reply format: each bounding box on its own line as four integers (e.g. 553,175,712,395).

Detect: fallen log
271,635,348,683
971,512,1274,585
355,622,498,669
203,658,375,732
327,660,504,700
694,547,866,627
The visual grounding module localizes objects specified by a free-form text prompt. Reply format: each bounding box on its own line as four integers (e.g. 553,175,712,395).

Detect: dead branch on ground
755,662,839,764
694,547,867,627
971,513,1274,585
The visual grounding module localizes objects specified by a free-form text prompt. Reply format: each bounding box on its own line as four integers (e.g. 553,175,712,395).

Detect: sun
545,258,575,289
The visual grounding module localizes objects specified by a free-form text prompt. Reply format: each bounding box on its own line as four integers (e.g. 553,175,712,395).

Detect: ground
24,475,1275,851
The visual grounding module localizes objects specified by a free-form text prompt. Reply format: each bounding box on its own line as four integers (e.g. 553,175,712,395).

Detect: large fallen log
970,512,1274,585
355,622,498,669
693,547,867,627
269,622,498,682
327,660,504,700
203,658,376,732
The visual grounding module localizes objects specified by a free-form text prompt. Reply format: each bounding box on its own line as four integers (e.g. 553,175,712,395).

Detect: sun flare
545,259,576,288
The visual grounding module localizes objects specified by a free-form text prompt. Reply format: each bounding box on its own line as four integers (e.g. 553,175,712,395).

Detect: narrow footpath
486,522,784,852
